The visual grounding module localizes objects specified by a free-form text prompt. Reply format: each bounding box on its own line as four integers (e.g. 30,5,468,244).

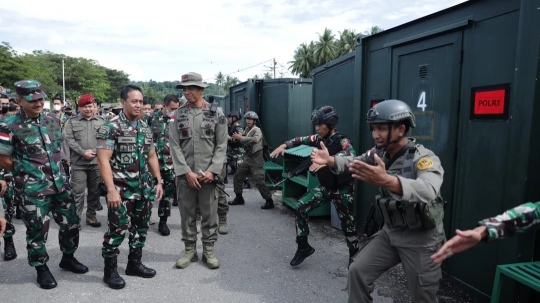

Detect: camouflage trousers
227,147,245,172
20,190,80,267
102,198,153,258
2,184,15,239
296,184,359,256
158,178,176,218
233,158,272,200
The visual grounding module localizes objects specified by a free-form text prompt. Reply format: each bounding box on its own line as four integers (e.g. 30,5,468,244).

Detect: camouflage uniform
0,85,80,267
148,110,176,219
0,166,15,239
96,111,157,258
227,124,245,171
478,201,540,241
284,132,358,256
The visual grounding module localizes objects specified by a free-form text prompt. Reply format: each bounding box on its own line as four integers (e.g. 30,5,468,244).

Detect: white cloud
0,0,467,83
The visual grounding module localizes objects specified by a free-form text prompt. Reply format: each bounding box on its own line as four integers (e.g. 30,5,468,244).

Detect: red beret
78,94,94,107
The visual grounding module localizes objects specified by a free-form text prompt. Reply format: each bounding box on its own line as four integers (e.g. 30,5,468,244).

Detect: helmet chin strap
379,123,403,152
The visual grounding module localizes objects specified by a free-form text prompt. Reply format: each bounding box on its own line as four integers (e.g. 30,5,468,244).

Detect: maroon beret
78,94,94,107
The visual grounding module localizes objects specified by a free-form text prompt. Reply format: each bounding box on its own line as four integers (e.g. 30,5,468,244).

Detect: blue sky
0,0,467,82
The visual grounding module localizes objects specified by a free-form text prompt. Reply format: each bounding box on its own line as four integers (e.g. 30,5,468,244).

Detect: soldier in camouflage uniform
0,93,17,260
229,111,274,209
432,201,540,264
96,84,164,289
270,106,358,267
0,166,16,260
226,110,245,174
52,97,69,126
0,80,88,289
147,94,180,236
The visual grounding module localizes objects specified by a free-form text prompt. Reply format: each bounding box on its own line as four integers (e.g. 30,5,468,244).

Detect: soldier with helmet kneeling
311,100,445,303
270,106,358,267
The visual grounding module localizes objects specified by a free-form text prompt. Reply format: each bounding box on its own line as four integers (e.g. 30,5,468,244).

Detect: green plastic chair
491,261,540,302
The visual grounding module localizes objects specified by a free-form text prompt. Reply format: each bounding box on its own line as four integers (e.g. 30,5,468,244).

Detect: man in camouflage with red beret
64,94,106,227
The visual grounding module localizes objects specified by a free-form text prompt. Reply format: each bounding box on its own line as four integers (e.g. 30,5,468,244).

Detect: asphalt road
0,179,481,303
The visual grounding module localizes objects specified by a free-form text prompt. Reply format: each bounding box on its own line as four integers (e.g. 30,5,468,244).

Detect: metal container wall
312,52,357,146
352,0,540,300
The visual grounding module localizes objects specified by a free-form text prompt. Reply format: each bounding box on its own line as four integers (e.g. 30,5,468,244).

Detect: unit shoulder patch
416,157,434,170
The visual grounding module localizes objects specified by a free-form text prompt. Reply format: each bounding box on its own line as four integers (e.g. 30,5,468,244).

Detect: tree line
288,26,383,78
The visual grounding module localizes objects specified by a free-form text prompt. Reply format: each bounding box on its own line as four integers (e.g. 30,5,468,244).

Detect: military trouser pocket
418,268,442,286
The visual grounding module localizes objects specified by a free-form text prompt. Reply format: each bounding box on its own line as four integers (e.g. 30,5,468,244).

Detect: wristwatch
154,177,164,185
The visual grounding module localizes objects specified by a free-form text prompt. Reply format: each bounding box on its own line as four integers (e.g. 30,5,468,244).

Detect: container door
391,31,463,243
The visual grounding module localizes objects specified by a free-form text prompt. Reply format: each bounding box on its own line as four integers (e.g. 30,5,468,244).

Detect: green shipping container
350,0,540,301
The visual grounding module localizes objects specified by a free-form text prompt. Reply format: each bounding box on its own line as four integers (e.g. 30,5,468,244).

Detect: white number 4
417,91,427,111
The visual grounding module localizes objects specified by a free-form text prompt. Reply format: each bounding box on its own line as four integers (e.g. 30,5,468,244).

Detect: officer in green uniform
270,106,358,267
0,80,88,289
64,94,105,228
0,166,16,260
229,111,274,209
147,94,180,236
96,84,164,289
169,72,228,270
312,100,445,303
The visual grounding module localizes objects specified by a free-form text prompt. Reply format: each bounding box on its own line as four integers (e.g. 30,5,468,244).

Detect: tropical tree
336,29,358,56
288,42,316,78
364,26,384,36
313,28,337,66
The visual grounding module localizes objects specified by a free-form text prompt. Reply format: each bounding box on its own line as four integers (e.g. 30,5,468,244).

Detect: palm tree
215,71,225,94
314,28,337,65
224,76,240,90
364,26,384,36
336,29,357,56
288,42,316,78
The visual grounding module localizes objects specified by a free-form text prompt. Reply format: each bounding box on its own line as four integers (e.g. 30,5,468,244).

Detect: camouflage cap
14,80,47,101
175,72,208,89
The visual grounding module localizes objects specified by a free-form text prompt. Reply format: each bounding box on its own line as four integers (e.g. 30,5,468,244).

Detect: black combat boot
261,199,274,209
103,257,126,289
15,206,22,219
228,193,245,205
158,217,170,236
59,253,89,273
36,265,57,289
125,248,156,278
172,199,178,207
290,236,315,267
97,202,103,211
3,237,17,261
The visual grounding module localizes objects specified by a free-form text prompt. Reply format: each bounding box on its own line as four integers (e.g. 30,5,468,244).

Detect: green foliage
288,25,384,78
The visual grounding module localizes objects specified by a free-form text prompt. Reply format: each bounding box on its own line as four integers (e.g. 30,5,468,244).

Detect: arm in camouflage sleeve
284,135,319,149
335,137,356,157
478,201,540,242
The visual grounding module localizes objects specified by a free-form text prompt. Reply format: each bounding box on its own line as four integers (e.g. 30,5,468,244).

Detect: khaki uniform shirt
64,114,105,166
169,101,228,176
333,138,445,247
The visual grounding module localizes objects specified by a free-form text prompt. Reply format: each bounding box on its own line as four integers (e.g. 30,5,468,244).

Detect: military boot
202,242,219,269
103,257,126,289
59,253,89,273
261,199,274,209
218,216,228,234
228,194,245,205
36,265,57,289
3,237,17,261
125,248,156,278
86,217,101,228
15,206,22,219
158,217,170,236
175,241,198,269
290,236,315,267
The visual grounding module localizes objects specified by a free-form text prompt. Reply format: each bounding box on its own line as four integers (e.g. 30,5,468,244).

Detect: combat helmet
227,110,242,120
366,99,416,128
244,111,259,120
311,106,339,126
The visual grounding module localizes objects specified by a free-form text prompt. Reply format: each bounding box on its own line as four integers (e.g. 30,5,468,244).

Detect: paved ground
0,178,483,302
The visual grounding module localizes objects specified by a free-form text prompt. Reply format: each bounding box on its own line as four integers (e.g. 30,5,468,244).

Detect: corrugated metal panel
312,52,357,147
288,79,313,141
284,145,314,157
